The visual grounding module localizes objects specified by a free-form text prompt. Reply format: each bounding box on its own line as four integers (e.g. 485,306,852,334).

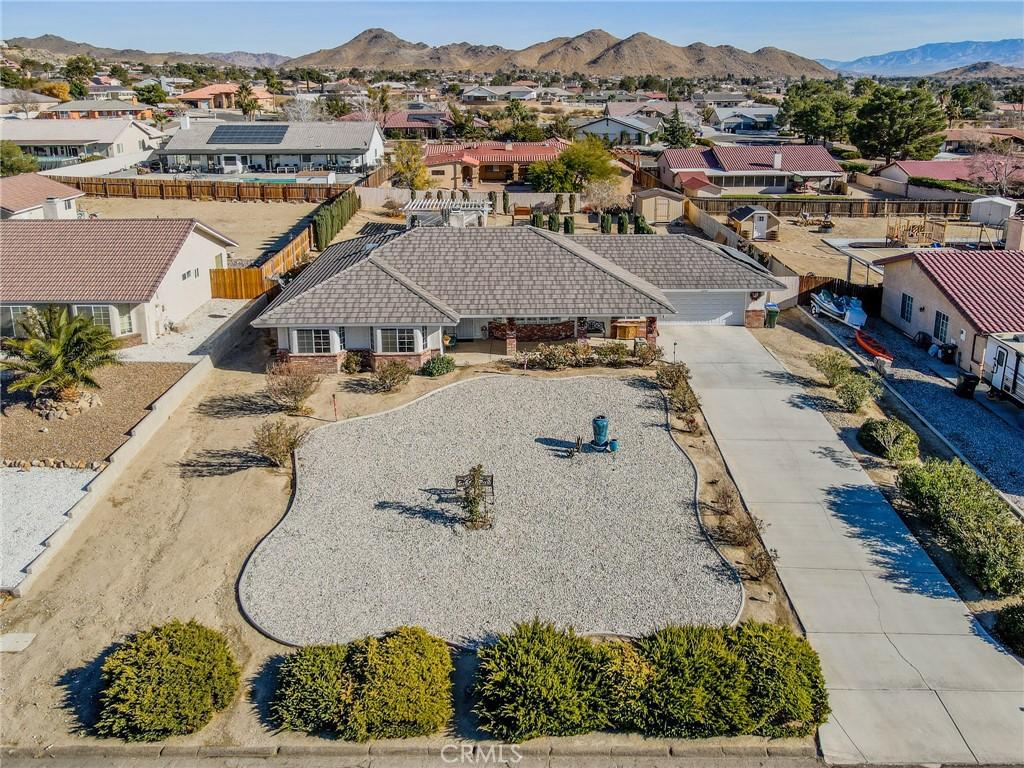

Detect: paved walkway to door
662,325,1023,765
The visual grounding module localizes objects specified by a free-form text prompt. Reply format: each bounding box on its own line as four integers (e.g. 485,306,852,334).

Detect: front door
753,214,768,239
992,347,1007,390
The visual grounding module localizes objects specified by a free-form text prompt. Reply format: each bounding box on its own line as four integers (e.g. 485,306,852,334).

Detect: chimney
504,142,513,152
42,197,61,220
1005,216,1024,251
181,112,191,130
772,151,782,171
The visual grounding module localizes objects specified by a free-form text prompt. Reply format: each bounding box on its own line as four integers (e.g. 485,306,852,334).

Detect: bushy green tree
779,79,857,143
548,212,560,231
660,105,694,148
527,136,618,192
850,84,946,163
617,212,629,233
134,83,168,106
563,216,575,234
1,140,39,176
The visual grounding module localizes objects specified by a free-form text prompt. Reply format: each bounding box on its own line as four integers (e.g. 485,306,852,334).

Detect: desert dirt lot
80,197,319,266
1,363,193,464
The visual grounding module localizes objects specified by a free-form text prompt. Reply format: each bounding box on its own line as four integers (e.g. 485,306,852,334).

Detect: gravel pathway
240,375,741,646
825,317,1024,510
1,467,96,590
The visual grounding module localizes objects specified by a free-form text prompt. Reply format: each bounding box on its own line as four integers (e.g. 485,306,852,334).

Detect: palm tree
1,305,121,401
235,81,259,121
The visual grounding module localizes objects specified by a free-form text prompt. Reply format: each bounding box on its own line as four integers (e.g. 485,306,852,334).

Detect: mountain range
6,29,832,79
819,38,1024,76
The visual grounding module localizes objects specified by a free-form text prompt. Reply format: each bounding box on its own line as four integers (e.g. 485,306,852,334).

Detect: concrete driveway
663,326,1023,765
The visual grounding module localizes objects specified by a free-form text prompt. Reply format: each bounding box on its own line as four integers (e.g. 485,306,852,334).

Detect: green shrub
502,190,510,215
634,213,653,234
600,213,612,234
274,627,453,741
594,341,630,367
858,418,919,462
374,360,412,392
630,626,750,738
840,160,871,173
252,417,307,468
563,215,575,234
341,350,362,374
312,189,360,249
617,212,629,234
535,343,569,370
727,622,829,738
670,378,700,415
563,340,593,366
531,211,544,228
95,620,240,741
898,460,1024,596
599,641,654,730
420,355,456,377
554,193,564,212
548,212,560,231
656,362,691,390
908,176,984,194
634,343,663,367
834,372,881,412
808,349,851,387
568,192,577,213
833,148,861,160
996,603,1024,656
474,620,609,742
488,190,497,210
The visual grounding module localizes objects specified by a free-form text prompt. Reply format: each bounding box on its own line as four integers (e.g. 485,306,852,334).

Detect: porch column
576,317,588,340
511,163,520,182
645,316,658,346
505,317,517,356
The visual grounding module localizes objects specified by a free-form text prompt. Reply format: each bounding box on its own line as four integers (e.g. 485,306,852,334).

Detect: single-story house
877,159,974,184
251,227,784,371
156,121,384,173
424,139,570,188
658,145,844,194
875,248,1024,374
605,100,698,126
0,219,238,343
727,205,780,241
39,98,153,120
133,76,193,97
460,85,537,103
942,128,1024,155
632,188,684,223
177,83,275,111
693,92,748,108
85,85,137,102
0,173,84,219
0,119,165,170
342,108,486,140
574,115,659,146
711,105,779,132
0,88,61,117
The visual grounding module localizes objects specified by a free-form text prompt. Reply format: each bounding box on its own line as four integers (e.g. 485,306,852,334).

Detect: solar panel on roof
207,125,288,145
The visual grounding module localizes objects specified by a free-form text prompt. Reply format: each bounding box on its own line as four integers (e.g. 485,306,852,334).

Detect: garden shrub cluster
907,176,984,194
374,360,413,392
95,620,240,742
995,603,1024,656
898,459,1024,596
513,341,662,370
252,417,307,468
858,418,919,462
807,349,880,412
312,189,360,250
474,620,829,743
420,354,456,377
273,626,453,740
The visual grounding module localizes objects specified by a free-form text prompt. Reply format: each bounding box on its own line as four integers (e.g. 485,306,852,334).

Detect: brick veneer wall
744,309,766,328
277,349,344,373
369,349,433,371
487,320,576,342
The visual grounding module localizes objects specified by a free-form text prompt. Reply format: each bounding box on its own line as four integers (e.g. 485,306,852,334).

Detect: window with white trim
1,305,32,337
295,328,331,354
380,327,416,353
75,305,111,330
117,305,133,335
933,310,949,343
900,293,913,323
337,327,346,350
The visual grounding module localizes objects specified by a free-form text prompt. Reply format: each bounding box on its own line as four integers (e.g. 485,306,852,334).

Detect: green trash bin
764,303,780,328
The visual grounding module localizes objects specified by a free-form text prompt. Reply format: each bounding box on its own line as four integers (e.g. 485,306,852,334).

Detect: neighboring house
0,119,165,169
156,121,384,173
877,159,974,184
658,145,844,194
134,76,193,97
0,87,60,117
711,105,779,132
85,85,137,102
693,91,748,108
341,109,485,140
460,85,537,103
251,227,783,372
574,115,659,146
606,101,695,122
0,219,238,343
177,83,275,111
632,188,685,224
424,139,570,188
0,173,84,219
875,248,1024,374
39,99,153,120
942,128,1024,155
536,87,574,102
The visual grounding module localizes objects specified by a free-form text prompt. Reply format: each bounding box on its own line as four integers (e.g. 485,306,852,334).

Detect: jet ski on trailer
809,289,867,329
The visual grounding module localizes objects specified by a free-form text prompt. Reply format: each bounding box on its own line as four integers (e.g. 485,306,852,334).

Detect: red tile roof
877,250,1024,334
424,140,569,167
0,219,237,303
661,148,716,169
179,82,272,100
662,144,843,174
0,173,84,215
887,159,972,181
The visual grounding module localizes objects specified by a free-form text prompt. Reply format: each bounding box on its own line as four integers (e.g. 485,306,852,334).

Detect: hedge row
474,620,829,742
312,189,361,250
907,176,984,194
898,459,1024,596
996,603,1024,656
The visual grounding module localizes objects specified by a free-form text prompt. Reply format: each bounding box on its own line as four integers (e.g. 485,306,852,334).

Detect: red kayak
855,330,893,362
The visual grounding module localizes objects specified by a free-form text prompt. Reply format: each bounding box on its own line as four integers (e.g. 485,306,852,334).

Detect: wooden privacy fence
358,163,393,188
48,176,352,203
209,268,276,299
798,275,884,316
689,197,974,218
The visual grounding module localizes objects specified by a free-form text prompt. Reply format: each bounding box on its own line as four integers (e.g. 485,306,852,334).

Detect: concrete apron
662,325,1024,766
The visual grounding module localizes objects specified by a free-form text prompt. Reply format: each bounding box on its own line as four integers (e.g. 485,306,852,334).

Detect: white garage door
660,291,747,325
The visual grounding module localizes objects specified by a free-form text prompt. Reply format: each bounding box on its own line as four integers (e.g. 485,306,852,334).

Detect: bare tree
583,178,626,214
968,139,1024,197
283,97,326,122
14,92,41,118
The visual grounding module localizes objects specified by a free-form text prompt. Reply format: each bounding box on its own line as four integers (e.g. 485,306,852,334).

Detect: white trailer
983,332,1024,407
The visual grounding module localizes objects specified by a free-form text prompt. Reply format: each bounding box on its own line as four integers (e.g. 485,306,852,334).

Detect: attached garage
661,290,748,325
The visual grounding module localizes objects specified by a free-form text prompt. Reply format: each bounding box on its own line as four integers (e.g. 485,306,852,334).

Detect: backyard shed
632,188,685,224
727,205,780,241
970,196,1018,227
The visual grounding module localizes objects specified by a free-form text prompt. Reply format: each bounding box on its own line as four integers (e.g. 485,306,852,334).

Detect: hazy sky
2,1,1021,61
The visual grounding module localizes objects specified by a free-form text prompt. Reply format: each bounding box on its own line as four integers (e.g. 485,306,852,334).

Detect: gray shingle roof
571,234,786,291
253,227,678,327
159,121,381,155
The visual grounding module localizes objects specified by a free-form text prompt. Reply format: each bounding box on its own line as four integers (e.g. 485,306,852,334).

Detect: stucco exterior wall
146,231,225,340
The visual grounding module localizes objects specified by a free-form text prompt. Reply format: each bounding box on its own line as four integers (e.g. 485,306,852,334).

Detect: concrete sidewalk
663,326,1023,766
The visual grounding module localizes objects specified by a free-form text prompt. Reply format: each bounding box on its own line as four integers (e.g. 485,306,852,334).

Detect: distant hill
820,38,1024,76
202,51,292,69
287,27,834,78
5,34,225,66
926,61,1024,82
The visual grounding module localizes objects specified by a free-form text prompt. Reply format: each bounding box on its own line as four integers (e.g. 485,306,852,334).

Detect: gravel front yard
1,362,193,463
240,375,742,646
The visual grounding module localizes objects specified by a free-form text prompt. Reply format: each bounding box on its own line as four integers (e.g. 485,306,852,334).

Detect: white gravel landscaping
240,375,742,646
1,467,96,590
